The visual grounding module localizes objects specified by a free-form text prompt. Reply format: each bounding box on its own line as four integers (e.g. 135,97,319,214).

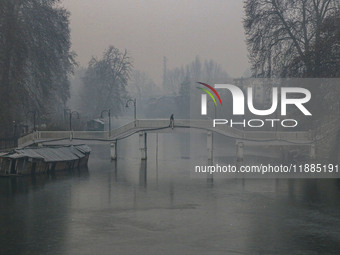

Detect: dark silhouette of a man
169,114,174,129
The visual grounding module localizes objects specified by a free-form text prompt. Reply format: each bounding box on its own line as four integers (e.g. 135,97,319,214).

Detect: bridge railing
136,119,169,129
72,131,108,139
110,121,137,138
18,130,109,147
135,119,245,138
243,131,312,141
37,131,108,140
17,119,314,147
18,132,37,147
37,131,70,139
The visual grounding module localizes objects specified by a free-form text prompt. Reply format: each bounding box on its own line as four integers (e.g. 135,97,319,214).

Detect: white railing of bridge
36,130,109,140
135,119,172,129
37,131,69,139
110,121,137,138
243,130,312,141
17,119,314,147
72,131,108,139
18,132,37,146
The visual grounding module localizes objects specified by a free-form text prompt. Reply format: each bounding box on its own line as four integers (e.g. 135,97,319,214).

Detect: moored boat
0,144,91,176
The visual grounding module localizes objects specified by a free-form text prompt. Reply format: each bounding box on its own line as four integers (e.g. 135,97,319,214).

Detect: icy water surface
0,136,340,255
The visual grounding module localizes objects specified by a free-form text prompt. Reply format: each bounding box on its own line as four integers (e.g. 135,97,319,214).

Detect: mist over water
1,0,339,253
1,134,340,255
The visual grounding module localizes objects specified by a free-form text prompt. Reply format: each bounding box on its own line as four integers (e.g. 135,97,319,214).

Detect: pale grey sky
62,0,250,83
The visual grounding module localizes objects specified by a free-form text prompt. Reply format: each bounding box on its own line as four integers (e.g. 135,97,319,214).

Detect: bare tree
128,70,160,101
81,46,133,118
152,56,230,118
244,0,339,77
164,56,230,95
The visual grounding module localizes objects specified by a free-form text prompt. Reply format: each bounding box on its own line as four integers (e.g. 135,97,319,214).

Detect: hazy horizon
62,0,250,84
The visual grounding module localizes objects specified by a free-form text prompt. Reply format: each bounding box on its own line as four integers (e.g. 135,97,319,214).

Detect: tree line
0,0,74,136
244,0,339,78
1,0,338,138
244,0,340,120
0,1,133,135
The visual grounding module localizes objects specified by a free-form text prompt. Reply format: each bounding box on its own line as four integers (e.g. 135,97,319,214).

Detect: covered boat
0,144,91,176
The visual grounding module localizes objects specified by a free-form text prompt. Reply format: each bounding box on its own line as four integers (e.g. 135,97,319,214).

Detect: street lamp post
126,98,137,125
101,109,111,136
69,111,80,131
64,108,70,129
33,111,36,131
27,110,38,131
13,121,17,137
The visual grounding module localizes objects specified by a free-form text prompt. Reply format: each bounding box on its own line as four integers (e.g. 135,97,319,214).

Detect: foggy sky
62,0,250,84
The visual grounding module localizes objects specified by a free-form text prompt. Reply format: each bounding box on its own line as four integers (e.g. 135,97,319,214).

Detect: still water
0,134,340,255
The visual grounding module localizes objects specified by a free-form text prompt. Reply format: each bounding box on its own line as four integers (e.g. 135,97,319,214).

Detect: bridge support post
310,143,316,160
139,132,147,160
236,142,244,162
207,132,213,160
111,140,117,160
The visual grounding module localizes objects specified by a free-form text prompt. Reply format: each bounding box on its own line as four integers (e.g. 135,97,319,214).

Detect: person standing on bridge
169,114,174,129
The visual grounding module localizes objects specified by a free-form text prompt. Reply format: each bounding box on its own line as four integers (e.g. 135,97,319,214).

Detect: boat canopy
1,145,91,163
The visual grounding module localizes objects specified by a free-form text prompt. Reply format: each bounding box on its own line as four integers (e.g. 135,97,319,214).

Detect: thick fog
62,0,249,83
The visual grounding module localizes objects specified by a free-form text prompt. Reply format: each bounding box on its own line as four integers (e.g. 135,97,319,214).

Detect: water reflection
207,159,214,186
0,143,340,254
0,169,89,196
139,160,147,187
0,170,88,255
